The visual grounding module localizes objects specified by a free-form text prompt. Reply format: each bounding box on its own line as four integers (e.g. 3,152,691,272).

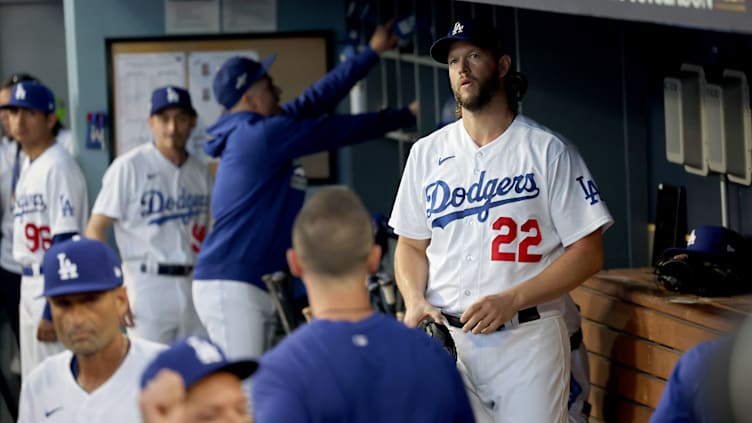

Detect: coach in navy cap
17,237,166,423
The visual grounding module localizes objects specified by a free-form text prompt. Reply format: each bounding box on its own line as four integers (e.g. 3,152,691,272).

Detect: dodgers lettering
14,193,47,217
141,189,210,225
426,171,540,229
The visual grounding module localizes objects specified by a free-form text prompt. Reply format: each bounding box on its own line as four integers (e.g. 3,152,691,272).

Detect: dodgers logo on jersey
57,252,79,280
140,189,210,225
576,176,604,205
13,193,47,217
426,170,540,229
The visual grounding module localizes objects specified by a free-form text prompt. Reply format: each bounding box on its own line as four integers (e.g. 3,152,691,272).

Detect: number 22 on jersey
491,217,542,263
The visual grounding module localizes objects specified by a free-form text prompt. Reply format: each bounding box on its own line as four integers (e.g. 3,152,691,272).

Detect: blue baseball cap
150,85,196,116
212,54,277,109
0,81,55,114
430,18,506,64
141,336,258,389
661,226,747,262
41,237,123,297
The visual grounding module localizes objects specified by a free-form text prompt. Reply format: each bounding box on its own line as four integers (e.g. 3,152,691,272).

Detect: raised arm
283,21,399,118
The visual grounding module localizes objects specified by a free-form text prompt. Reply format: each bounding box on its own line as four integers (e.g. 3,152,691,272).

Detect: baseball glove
418,318,457,362
655,254,750,297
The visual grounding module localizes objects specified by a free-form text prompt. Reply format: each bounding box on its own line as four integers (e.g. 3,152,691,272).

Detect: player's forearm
85,214,114,242
394,237,429,305
509,230,604,310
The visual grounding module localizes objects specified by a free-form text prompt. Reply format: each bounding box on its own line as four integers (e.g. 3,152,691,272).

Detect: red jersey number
491,217,542,263
25,223,52,253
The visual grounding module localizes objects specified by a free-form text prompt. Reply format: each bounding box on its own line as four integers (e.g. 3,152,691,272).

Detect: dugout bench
573,268,752,423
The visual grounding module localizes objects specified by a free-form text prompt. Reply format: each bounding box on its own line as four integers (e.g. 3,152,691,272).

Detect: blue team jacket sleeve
282,47,380,119
263,107,415,162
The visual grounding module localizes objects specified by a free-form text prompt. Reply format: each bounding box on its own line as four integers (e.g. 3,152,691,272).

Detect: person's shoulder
260,324,315,364
512,115,570,146
408,120,458,162
23,350,73,388
130,337,168,357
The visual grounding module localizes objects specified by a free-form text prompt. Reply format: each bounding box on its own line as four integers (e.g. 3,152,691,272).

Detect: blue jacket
194,47,415,287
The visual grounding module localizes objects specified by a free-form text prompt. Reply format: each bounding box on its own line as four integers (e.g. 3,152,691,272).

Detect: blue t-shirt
194,48,415,288
252,313,475,423
650,337,734,423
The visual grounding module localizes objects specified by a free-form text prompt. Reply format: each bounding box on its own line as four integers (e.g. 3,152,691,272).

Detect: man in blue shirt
650,337,736,423
251,186,474,422
191,20,417,396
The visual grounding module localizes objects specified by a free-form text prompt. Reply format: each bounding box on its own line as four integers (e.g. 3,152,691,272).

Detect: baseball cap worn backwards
141,336,258,389
150,85,197,116
213,54,277,109
0,81,55,114
430,18,506,64
41,237,124,297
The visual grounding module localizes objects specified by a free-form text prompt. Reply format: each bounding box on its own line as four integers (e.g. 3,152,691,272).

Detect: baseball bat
262,271,294,334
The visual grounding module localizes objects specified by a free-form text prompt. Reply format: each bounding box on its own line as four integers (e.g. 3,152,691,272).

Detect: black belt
442,306,540,332
140,264,194,276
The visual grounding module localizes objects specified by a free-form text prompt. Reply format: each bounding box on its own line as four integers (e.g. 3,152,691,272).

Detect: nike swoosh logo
146,173,157,179
45,406,63,418
438,155,455,166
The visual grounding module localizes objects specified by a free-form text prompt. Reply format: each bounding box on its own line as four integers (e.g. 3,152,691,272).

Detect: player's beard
454,67,501,113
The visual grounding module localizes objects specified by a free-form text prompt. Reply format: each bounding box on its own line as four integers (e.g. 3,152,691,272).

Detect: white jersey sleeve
547,144,613,247
47,162,88,236
389,149,432,240
91,158,130,220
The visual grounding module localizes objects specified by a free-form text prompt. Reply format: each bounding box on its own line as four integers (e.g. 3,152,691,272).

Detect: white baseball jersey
389,115,613,315
17,337,166,423
12,142,88,266
92,142,212,265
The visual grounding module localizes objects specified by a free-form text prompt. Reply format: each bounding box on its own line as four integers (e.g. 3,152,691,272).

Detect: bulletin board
105,31,335,182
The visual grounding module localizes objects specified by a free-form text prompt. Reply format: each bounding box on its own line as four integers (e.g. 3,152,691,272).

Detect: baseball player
0,81,89,379
86,85,211,344
442,77,593,423
17,237,166,423
389,19,613,422
0,73,74,349
251,187,474,422
192,20,417,377
140,336,257,423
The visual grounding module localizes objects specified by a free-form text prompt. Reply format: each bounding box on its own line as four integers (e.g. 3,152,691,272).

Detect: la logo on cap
166,87,179,103
15,84,26,100
187,336,222,364
235,73,247,90
452,21,464,35
57,253,79,280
